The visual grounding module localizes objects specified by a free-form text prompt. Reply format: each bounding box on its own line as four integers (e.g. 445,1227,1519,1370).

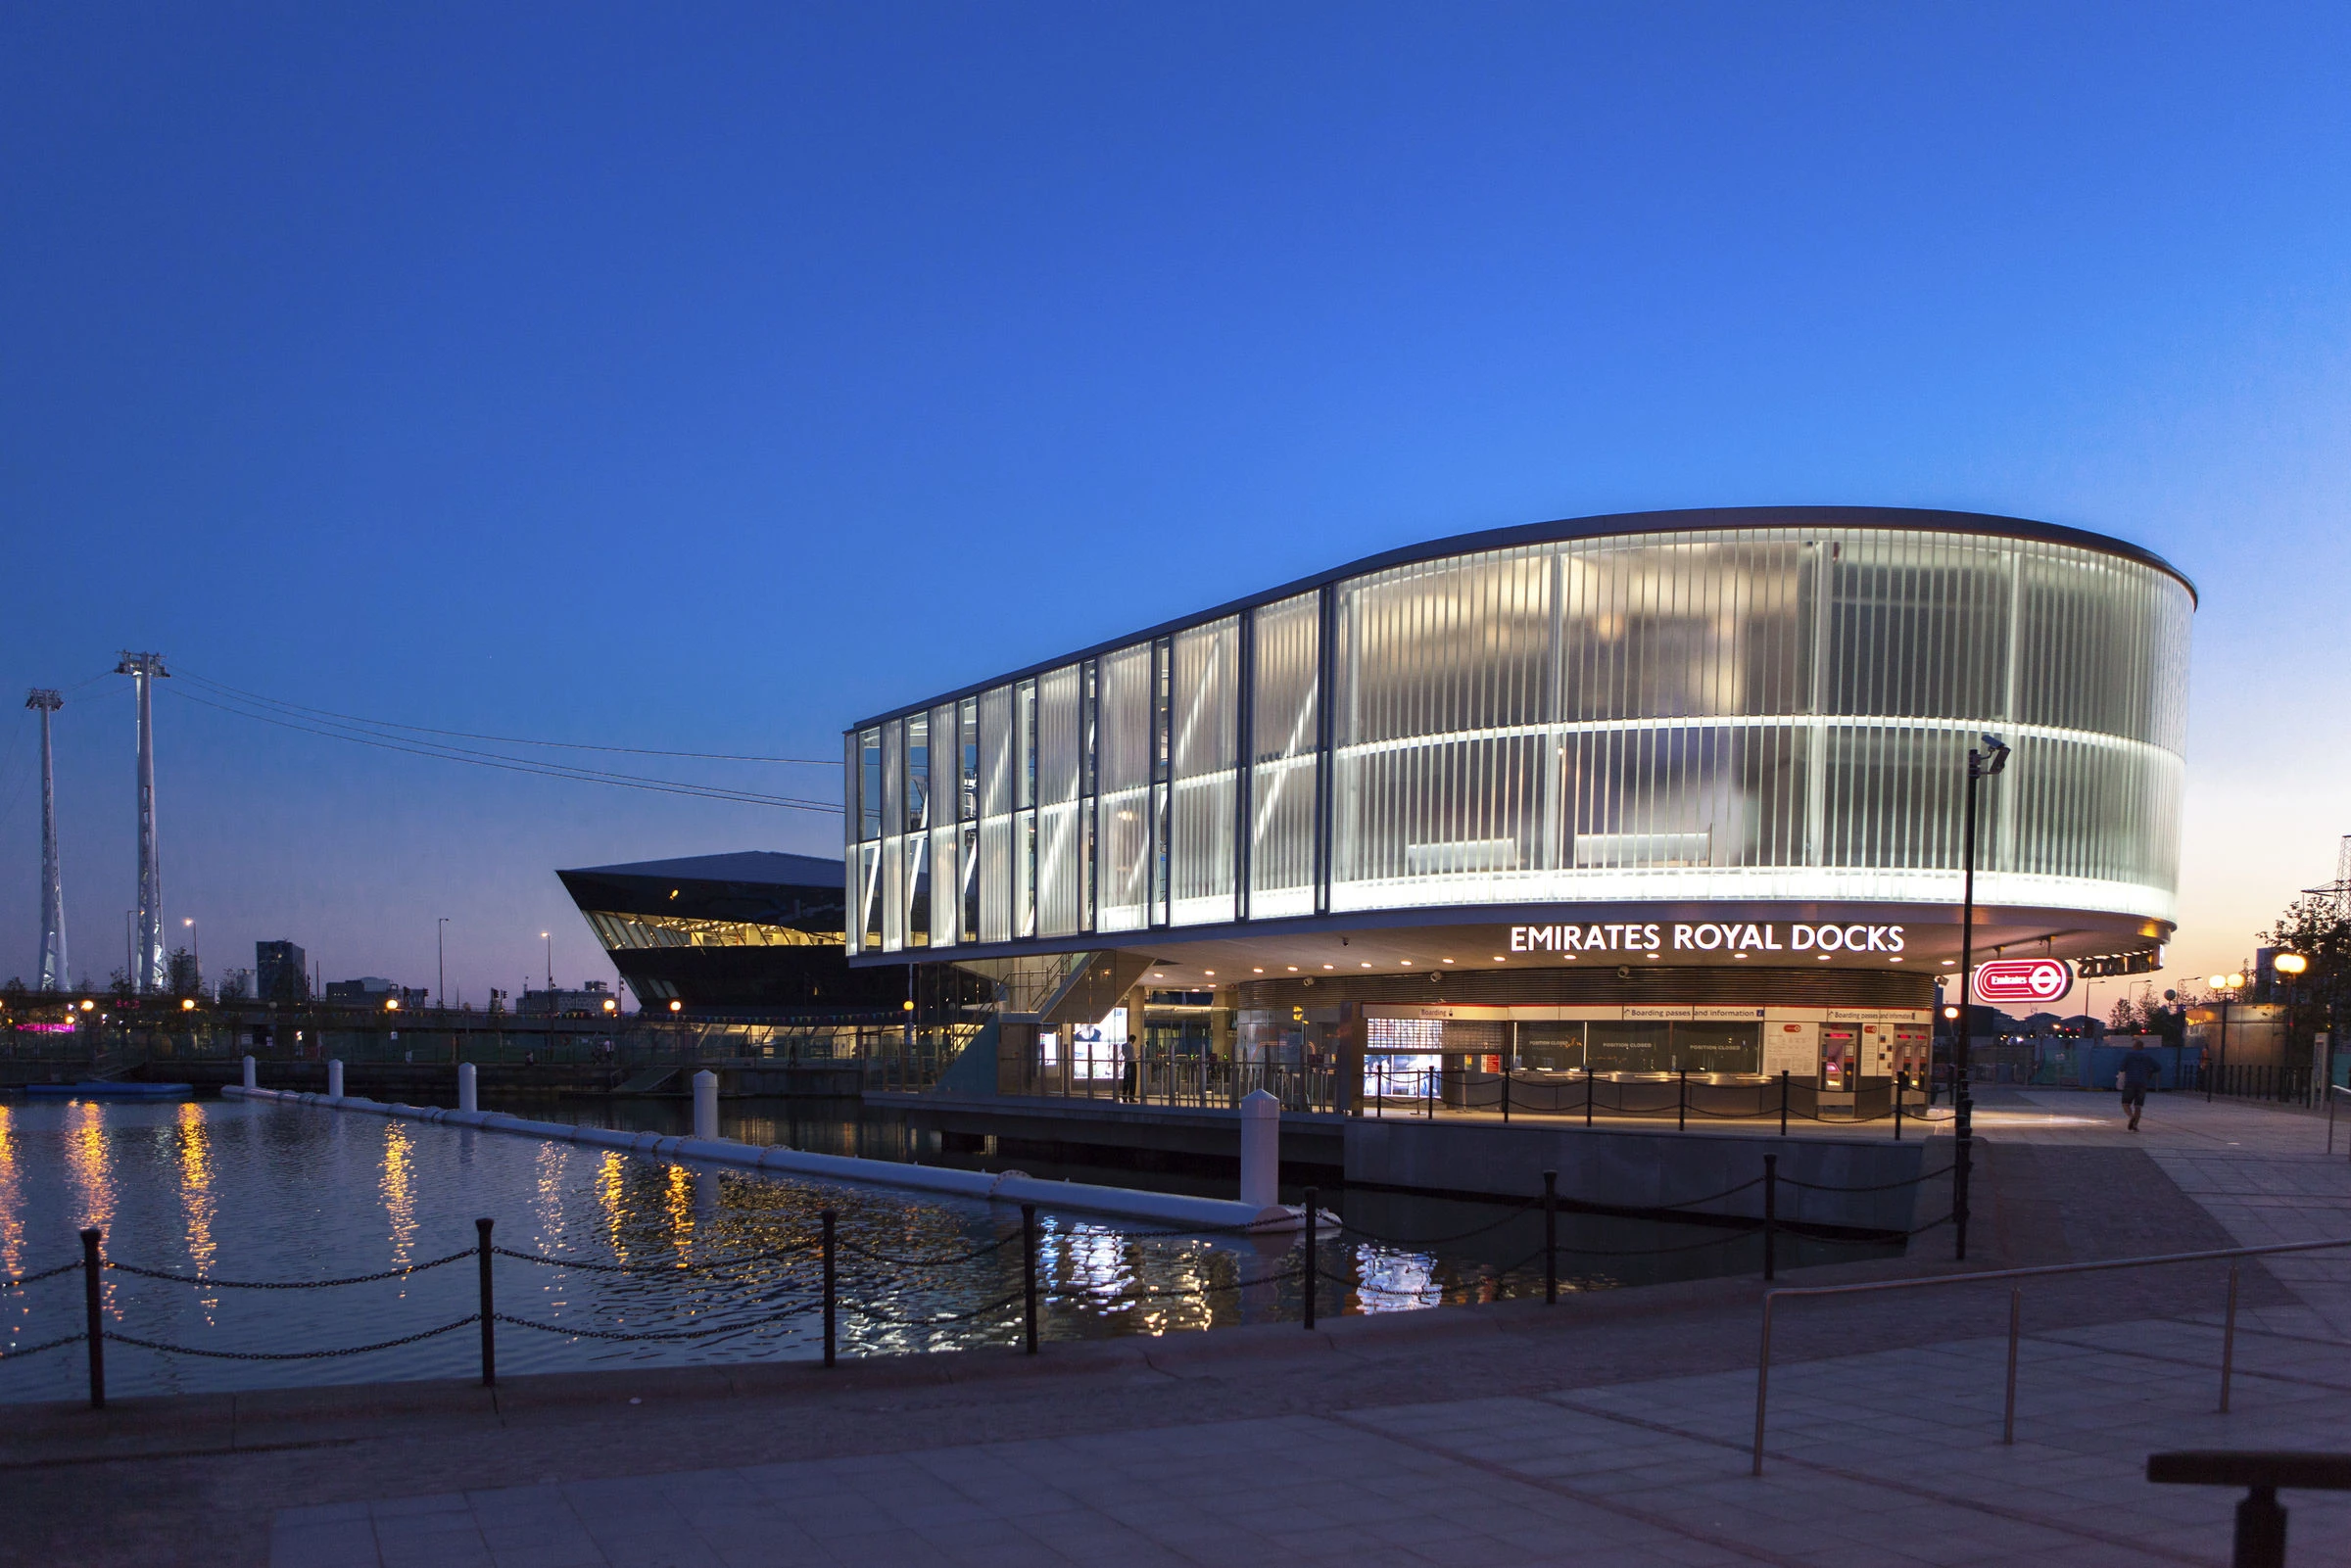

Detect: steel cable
104,1318,481,1360
491,1242,818,1275
106,1249,474,1290
496,1303,820,1342
0,1260,80,1291
0,1332,87,1359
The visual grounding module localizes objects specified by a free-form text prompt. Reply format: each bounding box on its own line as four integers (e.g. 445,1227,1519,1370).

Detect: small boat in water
20,1081,195,1099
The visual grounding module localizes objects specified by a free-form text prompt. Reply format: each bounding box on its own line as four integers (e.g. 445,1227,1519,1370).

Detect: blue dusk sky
2,4,2347,1007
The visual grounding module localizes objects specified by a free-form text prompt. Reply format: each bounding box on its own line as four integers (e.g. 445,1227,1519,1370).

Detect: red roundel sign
1972,958,2073,1005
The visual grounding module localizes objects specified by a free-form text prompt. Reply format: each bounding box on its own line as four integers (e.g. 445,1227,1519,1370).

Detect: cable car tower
116,652,168,993
24,689,67,991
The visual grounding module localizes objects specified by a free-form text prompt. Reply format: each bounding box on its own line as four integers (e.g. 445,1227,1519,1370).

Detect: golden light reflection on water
661,1164,696,1248
64,1101,118,1317
0,1105,22,1282
175,1102,218,1315
380,1122,416,1268
597,1150,630,1262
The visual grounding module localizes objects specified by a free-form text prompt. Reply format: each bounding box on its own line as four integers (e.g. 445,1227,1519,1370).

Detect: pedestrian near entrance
2117,1041,2163,1131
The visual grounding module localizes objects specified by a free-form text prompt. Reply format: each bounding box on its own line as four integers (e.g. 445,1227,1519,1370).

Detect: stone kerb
1344,1118,1931,1233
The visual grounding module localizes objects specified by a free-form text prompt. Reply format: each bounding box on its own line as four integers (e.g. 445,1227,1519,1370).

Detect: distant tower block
115,652,168,994
24,689,66,991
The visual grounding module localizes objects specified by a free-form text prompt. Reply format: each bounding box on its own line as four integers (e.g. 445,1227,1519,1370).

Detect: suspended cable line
172,668,834,764
165,687,841,814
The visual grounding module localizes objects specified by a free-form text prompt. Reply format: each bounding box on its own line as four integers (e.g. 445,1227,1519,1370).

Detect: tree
167,947,201,998
2260,894,2351,1056
2,976,24,1002
2108,995,2143,1035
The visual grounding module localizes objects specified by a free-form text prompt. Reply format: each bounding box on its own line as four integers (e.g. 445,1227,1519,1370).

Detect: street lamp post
2278,952,2311,1101
2204,972,2245,1102
437,919,449,1011
1955,734,2011,1118
183,918,199,995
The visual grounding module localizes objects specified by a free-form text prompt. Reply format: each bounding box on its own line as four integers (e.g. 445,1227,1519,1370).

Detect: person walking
2117,1040,2163,1131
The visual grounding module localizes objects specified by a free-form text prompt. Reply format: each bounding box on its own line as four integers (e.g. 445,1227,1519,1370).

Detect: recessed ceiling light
1563,954,1577,961
1492,956,1506,963
1204,970,1216,976
1360,962,1372,968
1646,953,1658,961
1253,967,1264,974
1399,959,1413,965
1441,958,1454,965
1734,953,1749,959
1322,964,1334,971
1816,955,1832,962
1287,966,1298,972
1889,957,1903,963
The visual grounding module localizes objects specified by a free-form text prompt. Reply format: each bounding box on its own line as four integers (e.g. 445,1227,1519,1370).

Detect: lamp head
2276,953,2310,975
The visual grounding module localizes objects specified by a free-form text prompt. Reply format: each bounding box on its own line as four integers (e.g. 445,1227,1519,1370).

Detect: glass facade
847,516,2192,956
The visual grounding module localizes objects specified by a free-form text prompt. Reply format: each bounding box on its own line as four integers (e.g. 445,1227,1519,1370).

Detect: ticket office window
1517,1022,1586,1072
1674,1023,1760,1077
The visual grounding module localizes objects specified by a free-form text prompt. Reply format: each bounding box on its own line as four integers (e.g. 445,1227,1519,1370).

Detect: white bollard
457,1062,478,1114
1240,1087,1280,1211
693,1069,719,1141
326,1059,344,1100
241,1055,257,1090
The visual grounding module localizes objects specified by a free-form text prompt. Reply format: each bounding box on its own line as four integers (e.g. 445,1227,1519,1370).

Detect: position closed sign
1973,958,2073,1005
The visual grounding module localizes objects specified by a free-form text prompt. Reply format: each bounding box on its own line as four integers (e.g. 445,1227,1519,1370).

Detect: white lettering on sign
1511,923,1664,953
1512,922,1902,955
1973,958,2072,1005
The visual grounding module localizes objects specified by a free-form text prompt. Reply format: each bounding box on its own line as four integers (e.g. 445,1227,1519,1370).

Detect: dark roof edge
847,505,2197,732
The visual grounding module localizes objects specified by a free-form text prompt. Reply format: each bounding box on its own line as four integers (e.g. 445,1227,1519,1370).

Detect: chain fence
3,1139,1970,1406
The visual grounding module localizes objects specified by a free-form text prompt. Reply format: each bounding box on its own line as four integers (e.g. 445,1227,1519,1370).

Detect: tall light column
116,652,168,994
25,689,67,991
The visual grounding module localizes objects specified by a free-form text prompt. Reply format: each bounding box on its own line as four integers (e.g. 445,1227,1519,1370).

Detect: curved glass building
845,507,2192,1088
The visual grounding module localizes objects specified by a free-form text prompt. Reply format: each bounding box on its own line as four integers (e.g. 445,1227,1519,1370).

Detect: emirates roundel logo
1971,958,2073,1005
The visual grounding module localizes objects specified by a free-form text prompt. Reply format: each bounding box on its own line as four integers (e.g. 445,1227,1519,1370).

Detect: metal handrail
1751,1235,2351,1474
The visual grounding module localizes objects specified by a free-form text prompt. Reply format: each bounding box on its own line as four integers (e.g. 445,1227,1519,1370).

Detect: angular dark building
556,850,905,1018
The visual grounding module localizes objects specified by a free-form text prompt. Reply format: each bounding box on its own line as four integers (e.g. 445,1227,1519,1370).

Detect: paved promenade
10,1087,2350,1567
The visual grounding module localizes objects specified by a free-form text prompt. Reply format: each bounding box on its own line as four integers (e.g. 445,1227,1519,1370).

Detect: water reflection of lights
380,1122,417,1268
175,1102,218,1317
64,1102,117,1318
0,1104,23,1288
1349,1246,1444,1312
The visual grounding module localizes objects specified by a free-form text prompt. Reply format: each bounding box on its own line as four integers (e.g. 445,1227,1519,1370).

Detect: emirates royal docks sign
1508,921,1907,955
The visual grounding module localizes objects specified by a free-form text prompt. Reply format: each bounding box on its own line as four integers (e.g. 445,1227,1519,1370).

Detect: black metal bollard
822,1210,838,1367
1893,1071,1905,1141
1302,1187,1318,1331
1780,1069,1791,1136
80,1227,104,1410
1501,1063,1511,1124
476,1217,496,1387
1021,1203,1038,1356
1762,1156,1778,1282
1678,1069,1688,1133
1543,1169,1558,1306
1953,1129,1973,1262
1584,1068,1594,1127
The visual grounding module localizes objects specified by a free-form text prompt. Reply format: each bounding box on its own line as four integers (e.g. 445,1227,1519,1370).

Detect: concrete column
241,1055,257,1090
693,1069,719,1141
457,1062,478,1113
326,1059,344,1100
1239,1087,1280,1210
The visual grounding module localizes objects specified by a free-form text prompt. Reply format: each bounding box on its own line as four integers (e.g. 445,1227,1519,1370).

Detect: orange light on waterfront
669,999,683,1013
181,998,196,1011
384,998,400,1012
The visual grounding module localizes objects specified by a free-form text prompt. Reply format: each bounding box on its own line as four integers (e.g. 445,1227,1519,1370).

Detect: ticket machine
1819,1025,1859,1090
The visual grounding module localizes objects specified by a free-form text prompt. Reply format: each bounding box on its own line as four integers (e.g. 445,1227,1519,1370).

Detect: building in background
843,505,2193,1095
517,980,620,1018
555,850,906,1019
256,940,309,1003
323,976,430,1007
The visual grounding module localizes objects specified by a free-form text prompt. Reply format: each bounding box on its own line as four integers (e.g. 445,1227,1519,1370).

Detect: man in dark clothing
2117,1043,2163,1131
